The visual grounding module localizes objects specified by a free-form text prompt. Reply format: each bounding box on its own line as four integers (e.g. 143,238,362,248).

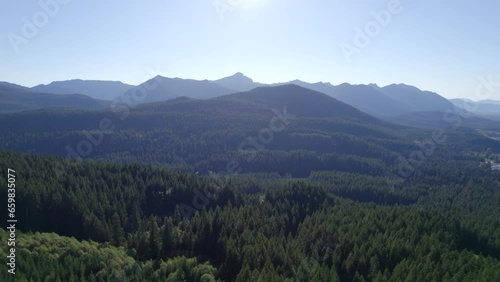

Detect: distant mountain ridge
380,84,453,113
451,98,500,117
0,81,31,91
0,73,473,120
124,76,237,103
32,79,133,100
211,74,456,117
328,83,412,116
0,84,109,112
213,72,265,92
220,84,378,123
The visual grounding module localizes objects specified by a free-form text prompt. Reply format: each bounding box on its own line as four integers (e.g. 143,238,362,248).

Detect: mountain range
124,76,236,103
0,84,109,112
1,73,499,127
451,99,500,117
212,74,456,117
32,79,133,100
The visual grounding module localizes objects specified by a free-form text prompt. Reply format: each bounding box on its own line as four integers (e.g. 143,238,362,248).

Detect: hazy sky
1,0,499,99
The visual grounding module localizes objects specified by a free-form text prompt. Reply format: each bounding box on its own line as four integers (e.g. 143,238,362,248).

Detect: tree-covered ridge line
1,85,499,180
1,150,499,281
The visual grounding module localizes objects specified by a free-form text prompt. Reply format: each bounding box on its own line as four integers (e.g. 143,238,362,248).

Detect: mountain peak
233,72,246,77
213,72,260,92
386,83,420,91
227,72,252,81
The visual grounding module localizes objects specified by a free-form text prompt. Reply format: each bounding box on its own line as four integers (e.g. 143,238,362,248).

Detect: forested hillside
1,85,498,177
1,149,499,281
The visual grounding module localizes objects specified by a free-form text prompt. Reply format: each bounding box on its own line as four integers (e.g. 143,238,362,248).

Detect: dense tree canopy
1,149,499,281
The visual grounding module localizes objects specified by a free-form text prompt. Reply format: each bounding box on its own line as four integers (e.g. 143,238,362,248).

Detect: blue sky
1,0,499,99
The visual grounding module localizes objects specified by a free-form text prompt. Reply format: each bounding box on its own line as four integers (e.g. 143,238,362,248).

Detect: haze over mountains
125,76,236,103
211,73,457,117
32,79,133,100
219,84,378,123
0,84,110,112
1,73,499,126
451,99,500,117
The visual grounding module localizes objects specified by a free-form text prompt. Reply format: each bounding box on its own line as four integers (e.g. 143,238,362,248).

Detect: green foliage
1,148,500,281
0,230,218,282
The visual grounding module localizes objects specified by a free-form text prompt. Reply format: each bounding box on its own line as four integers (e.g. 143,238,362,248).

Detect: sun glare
243,0,268,10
